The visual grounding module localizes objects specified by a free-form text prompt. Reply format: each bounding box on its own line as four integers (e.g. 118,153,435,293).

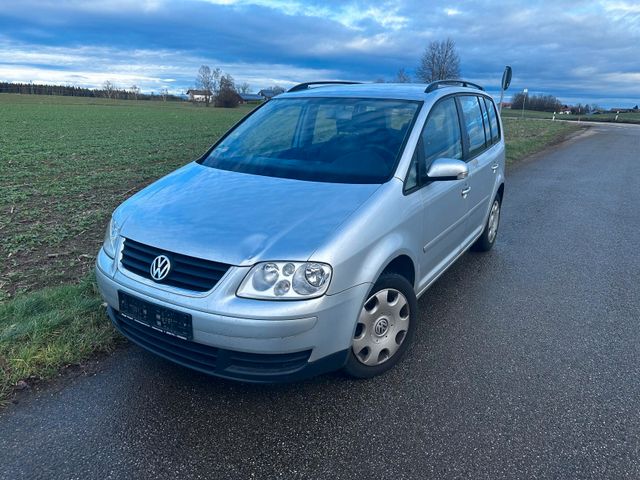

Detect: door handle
491,163,499,172
461,186,471,198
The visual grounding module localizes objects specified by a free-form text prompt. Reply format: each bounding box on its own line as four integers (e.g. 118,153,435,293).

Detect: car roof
279,82,485,101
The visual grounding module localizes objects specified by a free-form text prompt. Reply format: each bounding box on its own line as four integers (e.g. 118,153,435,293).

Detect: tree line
0,81,183,101
510,91,609,114
510,92,562,112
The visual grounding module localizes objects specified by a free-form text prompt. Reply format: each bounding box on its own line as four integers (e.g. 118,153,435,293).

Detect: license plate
118,291,193,340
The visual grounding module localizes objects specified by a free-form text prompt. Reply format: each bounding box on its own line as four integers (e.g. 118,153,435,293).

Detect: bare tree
394,68,411,83
103,80,115,99
160,88,168,102
130,84,140,100
416,38,461,82
215,73,240,108
239,82,251,94
270,85,286,96
373,77,385,83
195,65,220,106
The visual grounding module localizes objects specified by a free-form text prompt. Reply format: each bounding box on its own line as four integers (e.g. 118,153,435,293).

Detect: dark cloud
0,0,638,106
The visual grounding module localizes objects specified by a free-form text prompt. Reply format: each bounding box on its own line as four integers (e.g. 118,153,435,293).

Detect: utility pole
521,88,528,119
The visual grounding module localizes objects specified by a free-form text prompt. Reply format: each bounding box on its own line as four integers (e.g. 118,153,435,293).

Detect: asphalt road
2,123,639,480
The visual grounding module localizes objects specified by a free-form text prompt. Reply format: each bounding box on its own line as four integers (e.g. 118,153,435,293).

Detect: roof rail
287,81,362,93
425,79,484,93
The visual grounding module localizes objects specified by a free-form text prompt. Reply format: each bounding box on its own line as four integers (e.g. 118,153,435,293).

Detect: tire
472,193,502,252
343,273,417,379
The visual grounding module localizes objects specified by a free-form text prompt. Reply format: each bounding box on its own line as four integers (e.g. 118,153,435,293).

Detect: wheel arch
379,255,416,288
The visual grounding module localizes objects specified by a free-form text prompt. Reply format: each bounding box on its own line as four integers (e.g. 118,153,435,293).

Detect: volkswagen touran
96,80,505,381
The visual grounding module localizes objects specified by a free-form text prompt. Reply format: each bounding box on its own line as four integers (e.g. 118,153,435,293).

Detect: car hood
116,162,380,266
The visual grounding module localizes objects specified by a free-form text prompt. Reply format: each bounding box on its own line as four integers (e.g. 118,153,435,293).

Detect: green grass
0,93,582,400
0,277,117,401
0,94,253,298
502,108,640,124
502,117,582,165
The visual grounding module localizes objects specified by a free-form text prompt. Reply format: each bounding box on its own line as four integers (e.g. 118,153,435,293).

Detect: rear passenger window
458,96,486,157
485,98,500,143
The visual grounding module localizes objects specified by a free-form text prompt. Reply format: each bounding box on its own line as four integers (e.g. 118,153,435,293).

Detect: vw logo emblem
150,255,171,281
373,317,389,337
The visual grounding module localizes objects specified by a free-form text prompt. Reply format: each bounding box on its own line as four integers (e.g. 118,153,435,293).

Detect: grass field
501,117,580,165
0,93,581,401
502,107,640,124
0,95,253,298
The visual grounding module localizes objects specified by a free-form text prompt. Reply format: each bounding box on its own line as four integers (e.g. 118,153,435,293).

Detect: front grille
120,238,230,292
112,310,312,378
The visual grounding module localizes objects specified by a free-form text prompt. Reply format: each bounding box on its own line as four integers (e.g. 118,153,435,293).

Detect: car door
406,96,470,289
457,95,499,236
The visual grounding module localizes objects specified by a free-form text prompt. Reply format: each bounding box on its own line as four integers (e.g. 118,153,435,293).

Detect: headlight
237,261,332,300
102,217,120,258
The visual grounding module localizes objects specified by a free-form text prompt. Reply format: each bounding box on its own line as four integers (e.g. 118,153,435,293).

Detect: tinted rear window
458,95,486,157
485,97,500,143
201,98,421,183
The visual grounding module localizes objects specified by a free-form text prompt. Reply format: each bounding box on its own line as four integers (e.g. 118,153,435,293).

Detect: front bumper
107,307,348,382
96,247,369,382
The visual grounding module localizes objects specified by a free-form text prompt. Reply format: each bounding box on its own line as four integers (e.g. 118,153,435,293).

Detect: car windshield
201,97,421,183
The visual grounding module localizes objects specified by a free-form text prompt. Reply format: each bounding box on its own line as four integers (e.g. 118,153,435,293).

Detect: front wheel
343,273,417,379
472,194,502,252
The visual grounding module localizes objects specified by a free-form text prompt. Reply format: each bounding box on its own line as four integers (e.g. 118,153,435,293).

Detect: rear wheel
472,194,502,252
344,273,417,378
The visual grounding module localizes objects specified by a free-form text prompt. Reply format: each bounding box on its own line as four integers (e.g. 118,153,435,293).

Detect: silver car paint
112,163,381,267
96,83,505,366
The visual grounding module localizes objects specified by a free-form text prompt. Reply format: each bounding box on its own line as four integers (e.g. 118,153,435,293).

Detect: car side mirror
426,158,469,181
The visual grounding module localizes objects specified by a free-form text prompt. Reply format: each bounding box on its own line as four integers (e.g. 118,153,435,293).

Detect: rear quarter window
485,97,501,143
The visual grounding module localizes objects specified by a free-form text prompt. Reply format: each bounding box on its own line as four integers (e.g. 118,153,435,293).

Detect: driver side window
405,97,463,191
421,97,463,172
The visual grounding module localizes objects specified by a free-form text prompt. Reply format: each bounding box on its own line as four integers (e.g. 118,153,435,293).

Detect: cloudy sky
0,0,638,107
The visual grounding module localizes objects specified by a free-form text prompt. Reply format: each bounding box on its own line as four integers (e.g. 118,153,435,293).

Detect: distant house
239,93,264,104
186,89,212,102
258,88,283,99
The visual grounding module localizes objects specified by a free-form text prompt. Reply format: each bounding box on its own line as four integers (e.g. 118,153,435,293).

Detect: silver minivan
96,80,505,382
